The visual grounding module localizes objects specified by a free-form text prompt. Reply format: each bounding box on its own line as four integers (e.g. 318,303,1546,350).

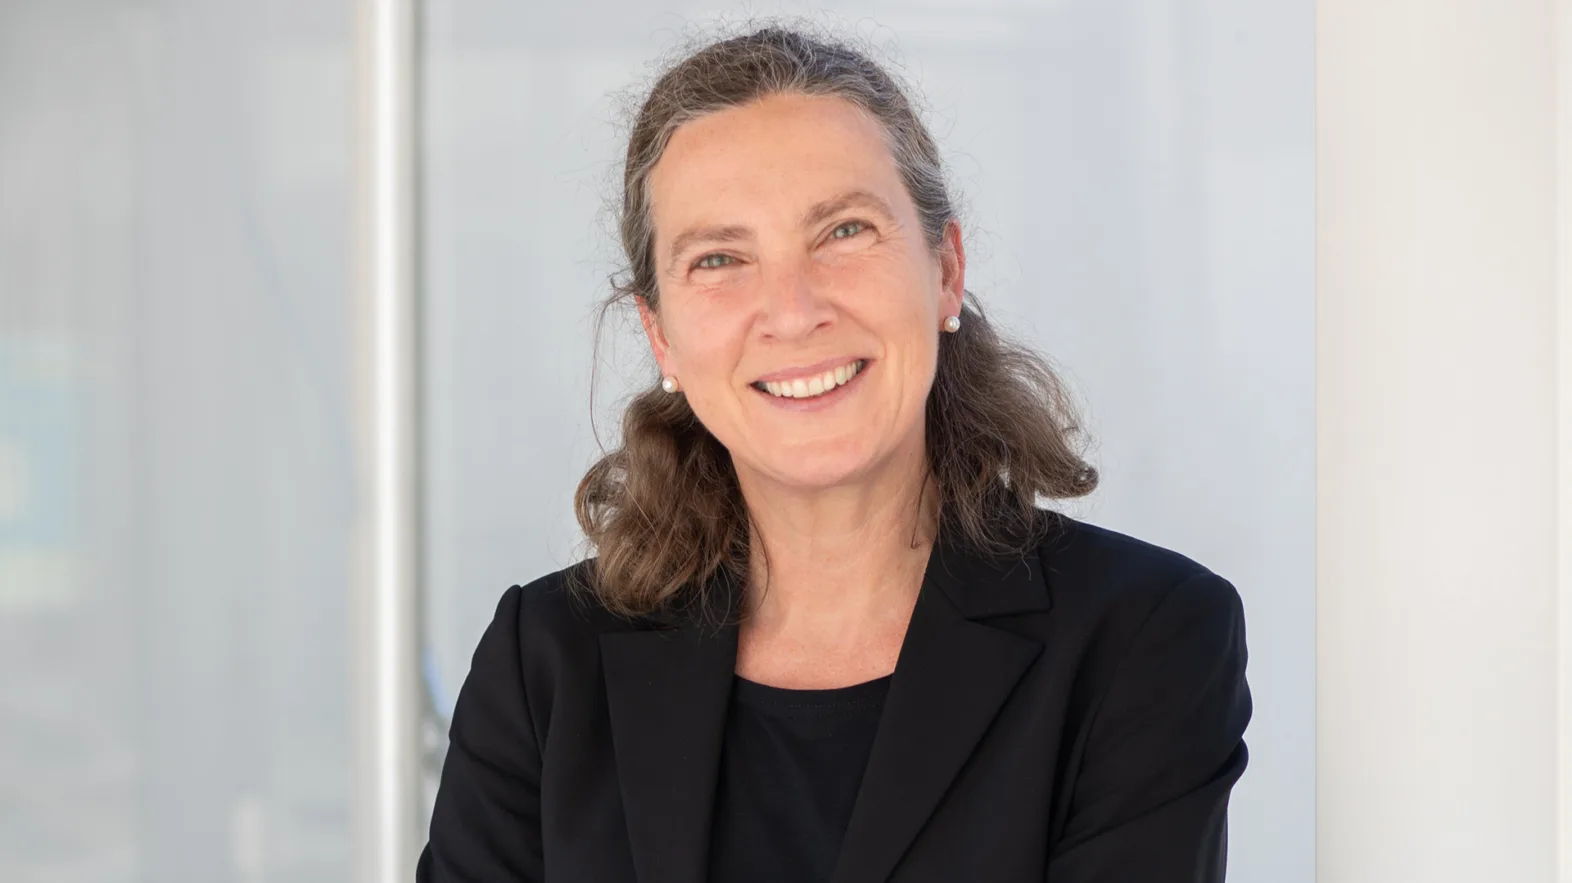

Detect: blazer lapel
597,511,1059,883
828,517,1053,883
600,574,741,883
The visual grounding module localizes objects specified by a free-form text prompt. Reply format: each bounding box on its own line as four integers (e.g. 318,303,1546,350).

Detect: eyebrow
664,188,899,267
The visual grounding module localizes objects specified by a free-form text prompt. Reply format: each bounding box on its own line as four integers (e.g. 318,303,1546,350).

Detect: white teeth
758,360,864,399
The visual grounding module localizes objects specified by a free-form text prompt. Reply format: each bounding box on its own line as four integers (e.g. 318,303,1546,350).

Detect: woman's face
641,92,964,491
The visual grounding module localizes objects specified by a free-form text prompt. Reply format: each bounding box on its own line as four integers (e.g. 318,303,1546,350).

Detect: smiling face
639,91,965,492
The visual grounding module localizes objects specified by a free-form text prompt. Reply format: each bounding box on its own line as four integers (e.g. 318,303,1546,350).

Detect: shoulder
467,559,644,728
1029,512,1250,758
1037,510,1212,588
504,557,643,649
1031,515,1253,857
1033,509,1245,649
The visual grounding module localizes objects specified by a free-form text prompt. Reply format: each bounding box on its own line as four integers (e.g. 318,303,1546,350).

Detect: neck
734,435,940,635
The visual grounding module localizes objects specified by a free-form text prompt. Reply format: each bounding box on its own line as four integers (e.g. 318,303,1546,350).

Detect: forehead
647,93,907,231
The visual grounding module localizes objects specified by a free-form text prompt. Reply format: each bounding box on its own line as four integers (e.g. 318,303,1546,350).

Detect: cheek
665,303,749,383
866,275,938,343
881,299,942,393
850,250,939,315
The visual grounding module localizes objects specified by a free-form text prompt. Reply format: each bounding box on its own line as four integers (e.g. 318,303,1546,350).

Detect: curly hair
572,20,1098,620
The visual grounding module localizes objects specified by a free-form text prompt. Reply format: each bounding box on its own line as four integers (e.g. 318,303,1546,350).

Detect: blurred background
0,1,1312,881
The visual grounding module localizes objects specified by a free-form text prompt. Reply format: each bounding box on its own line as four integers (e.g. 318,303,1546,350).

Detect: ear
937,218,966,318
636,295,674,375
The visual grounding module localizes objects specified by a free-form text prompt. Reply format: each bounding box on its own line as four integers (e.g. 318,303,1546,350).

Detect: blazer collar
923,507,1056,619
599,511,1055,883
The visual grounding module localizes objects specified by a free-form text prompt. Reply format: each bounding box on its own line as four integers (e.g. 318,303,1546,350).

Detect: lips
751,358,867,399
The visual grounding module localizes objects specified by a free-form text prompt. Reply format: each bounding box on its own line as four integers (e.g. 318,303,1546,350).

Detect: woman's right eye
693,253,734,270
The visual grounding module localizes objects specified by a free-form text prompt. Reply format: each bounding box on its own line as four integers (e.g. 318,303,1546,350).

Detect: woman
417,24,1251,883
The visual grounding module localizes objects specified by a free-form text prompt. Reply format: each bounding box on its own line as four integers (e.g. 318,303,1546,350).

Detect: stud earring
661,375,680,393
942,315,961,333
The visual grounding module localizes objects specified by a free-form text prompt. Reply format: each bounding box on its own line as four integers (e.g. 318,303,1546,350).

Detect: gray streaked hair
574,20,1099,620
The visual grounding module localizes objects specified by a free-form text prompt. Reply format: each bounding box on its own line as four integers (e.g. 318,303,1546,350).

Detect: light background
0,1,1311,880
420,3,1312,883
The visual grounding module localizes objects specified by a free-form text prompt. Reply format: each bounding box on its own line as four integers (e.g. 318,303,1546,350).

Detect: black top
708,672,893,883
417,511,1254,882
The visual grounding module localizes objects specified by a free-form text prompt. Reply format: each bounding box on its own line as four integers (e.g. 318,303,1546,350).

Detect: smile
751,359,867,400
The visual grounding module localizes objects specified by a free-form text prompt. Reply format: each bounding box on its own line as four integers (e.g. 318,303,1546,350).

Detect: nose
755,257,835,342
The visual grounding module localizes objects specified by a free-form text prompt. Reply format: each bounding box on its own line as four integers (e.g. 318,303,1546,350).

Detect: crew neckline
731,672,894,710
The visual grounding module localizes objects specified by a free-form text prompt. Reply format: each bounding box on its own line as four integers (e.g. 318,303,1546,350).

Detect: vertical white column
1559,3,1572,879
352,0,421,880
1318,2,1561,881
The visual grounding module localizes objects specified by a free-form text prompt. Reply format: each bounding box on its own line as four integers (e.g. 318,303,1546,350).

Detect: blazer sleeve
417,584,545,882
1046,570,1253,883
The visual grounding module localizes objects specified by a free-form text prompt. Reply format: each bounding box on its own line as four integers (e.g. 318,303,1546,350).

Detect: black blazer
417,509,1252,882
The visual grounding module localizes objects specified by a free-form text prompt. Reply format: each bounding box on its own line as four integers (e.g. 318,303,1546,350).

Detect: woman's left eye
829,220,868,240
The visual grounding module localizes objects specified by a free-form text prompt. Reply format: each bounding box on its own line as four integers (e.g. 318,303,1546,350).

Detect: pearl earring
661,375,679,393
942,315,961,333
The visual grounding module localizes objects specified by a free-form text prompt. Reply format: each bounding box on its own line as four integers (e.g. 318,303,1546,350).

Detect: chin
775,466,864,491
753,448,876,490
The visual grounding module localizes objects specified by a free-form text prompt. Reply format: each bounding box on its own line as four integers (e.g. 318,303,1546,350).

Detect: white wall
1317,1,1566,880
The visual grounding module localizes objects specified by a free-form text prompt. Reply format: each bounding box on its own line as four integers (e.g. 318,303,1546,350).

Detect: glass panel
0,3,355,881
418,3,1313,879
